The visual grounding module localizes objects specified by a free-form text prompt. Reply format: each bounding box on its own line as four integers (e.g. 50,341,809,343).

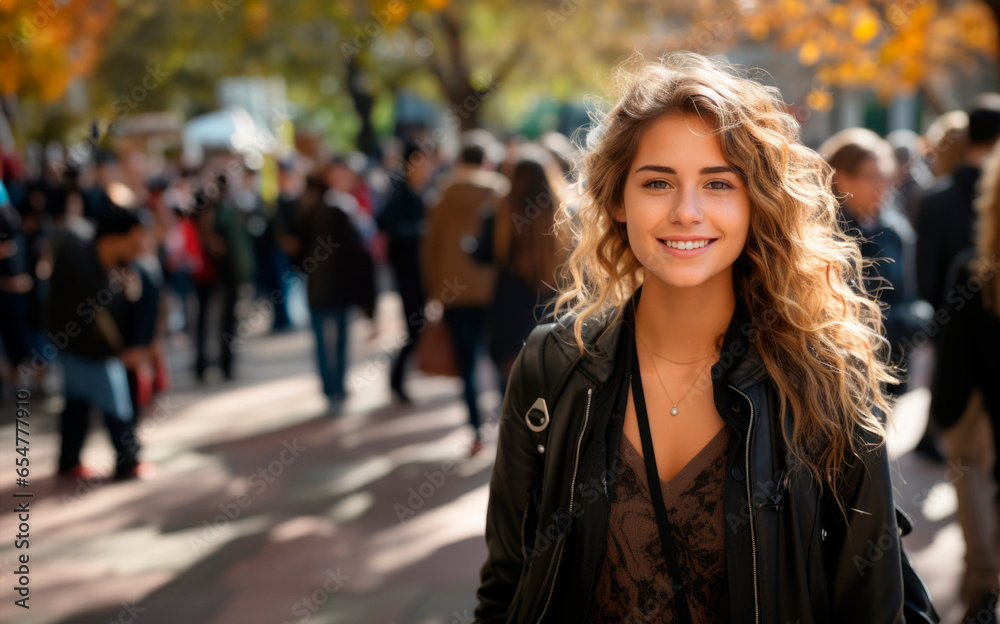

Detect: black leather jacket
476,292,933,623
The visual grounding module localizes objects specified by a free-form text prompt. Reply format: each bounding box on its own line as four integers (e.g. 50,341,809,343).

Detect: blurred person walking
472,145,568,397
930,143,1000,624
423,136,509,454
918,96,1000,310
119,211,168,420
273,156,305,327
925,110,971,179
288,172,375,415
2,155,54,395
887,129,936,227
0,189,34,392
820,128,931,395
48,207,148,480
916,96,1000,462
192,174,254,381
326,154,378,245
242,165,293,332
376,144,431,403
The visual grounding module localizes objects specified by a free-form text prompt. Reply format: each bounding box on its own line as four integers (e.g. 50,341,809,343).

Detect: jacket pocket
523,532,568,624
506,489,540,621
520,488,541,564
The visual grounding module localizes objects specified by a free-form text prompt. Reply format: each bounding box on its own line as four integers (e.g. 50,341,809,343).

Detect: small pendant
670,405,679,416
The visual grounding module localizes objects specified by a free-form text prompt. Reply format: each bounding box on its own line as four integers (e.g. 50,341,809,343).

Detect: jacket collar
550,285,768,392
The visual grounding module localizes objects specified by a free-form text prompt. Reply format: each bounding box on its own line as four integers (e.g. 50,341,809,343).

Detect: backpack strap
521,324,552,456
519,322,586,457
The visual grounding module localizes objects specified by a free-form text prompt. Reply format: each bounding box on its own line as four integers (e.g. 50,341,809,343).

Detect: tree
1,0,118,102
717,0,997,112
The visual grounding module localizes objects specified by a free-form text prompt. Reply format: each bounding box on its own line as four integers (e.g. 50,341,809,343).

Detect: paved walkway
0,292,974,623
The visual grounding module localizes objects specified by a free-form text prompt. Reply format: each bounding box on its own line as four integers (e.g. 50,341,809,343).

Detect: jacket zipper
730,385,760,624
535,386,593,624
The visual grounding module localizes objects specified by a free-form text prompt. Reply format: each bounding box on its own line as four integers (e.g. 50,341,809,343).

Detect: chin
644,261,736,291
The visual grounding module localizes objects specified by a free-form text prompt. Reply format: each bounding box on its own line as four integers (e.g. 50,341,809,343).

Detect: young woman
475,53,936,624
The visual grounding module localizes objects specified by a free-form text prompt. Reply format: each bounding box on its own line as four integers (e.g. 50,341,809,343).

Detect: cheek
621,197,658,246
722,198,751,246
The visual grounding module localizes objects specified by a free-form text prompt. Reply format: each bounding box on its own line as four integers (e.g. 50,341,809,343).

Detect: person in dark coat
192,174,254,381
375,143,431,403
929,142,1000,624
0,196,33,382
289,173,375,414
917,95,1000,309
915,96,1000,461
820,128,931,395
48,207,147,480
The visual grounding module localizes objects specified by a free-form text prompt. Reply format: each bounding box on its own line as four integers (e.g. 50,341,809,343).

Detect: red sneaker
114,462,155,482
468,439,484,458
58,465,102,480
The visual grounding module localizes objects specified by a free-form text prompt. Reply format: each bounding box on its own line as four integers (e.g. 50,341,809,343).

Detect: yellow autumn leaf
806,88,833,112
852,8,879,42
798,39,821,66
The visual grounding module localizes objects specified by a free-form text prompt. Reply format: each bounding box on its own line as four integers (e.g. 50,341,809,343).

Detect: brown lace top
586,424,731,624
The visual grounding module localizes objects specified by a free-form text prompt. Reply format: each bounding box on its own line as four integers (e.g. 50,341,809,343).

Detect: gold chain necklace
635,330,716,416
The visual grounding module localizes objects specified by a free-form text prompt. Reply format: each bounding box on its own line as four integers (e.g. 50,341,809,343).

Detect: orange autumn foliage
0,0,118,102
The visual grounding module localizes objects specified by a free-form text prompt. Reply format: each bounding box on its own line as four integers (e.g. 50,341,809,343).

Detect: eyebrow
633,165,737,176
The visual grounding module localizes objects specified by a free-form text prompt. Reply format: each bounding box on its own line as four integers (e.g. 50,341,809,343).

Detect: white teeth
663,239,710,250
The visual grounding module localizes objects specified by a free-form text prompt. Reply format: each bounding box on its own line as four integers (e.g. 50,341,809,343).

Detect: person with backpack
422,134,509,455
475,52,938,624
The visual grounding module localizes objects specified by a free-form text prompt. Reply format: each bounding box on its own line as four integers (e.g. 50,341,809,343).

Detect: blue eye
707,180,734,190
642,179,670,190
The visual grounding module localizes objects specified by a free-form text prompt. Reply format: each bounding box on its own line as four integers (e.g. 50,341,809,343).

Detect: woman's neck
635,271,736,361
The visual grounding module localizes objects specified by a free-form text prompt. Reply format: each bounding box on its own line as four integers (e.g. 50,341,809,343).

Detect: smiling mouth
659,238,716,250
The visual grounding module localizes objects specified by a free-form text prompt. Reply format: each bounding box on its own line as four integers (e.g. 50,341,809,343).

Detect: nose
668,186,704,225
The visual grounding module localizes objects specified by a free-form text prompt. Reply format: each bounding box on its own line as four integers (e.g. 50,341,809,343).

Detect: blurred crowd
1,92,1000,619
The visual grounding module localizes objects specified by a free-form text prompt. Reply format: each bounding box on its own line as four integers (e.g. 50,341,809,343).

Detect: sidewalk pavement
0,292,973,623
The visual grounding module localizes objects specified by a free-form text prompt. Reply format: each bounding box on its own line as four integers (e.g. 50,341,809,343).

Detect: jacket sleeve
823,434,906,623
915,196,944,309
475,342,542,624
420,202,441,302
929,262,977,430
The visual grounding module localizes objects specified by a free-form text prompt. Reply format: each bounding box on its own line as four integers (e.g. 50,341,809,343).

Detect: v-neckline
621,424,728,490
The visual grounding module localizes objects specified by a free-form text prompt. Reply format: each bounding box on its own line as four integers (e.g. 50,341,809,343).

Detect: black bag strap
630,336,694,623
520,322,584,458
522,325,552,455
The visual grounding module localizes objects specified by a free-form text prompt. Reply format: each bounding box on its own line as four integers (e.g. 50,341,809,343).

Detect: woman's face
835,155,889,220
618,114,751,291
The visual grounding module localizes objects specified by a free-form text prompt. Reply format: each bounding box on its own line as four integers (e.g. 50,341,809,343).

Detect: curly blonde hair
553,52,899,491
